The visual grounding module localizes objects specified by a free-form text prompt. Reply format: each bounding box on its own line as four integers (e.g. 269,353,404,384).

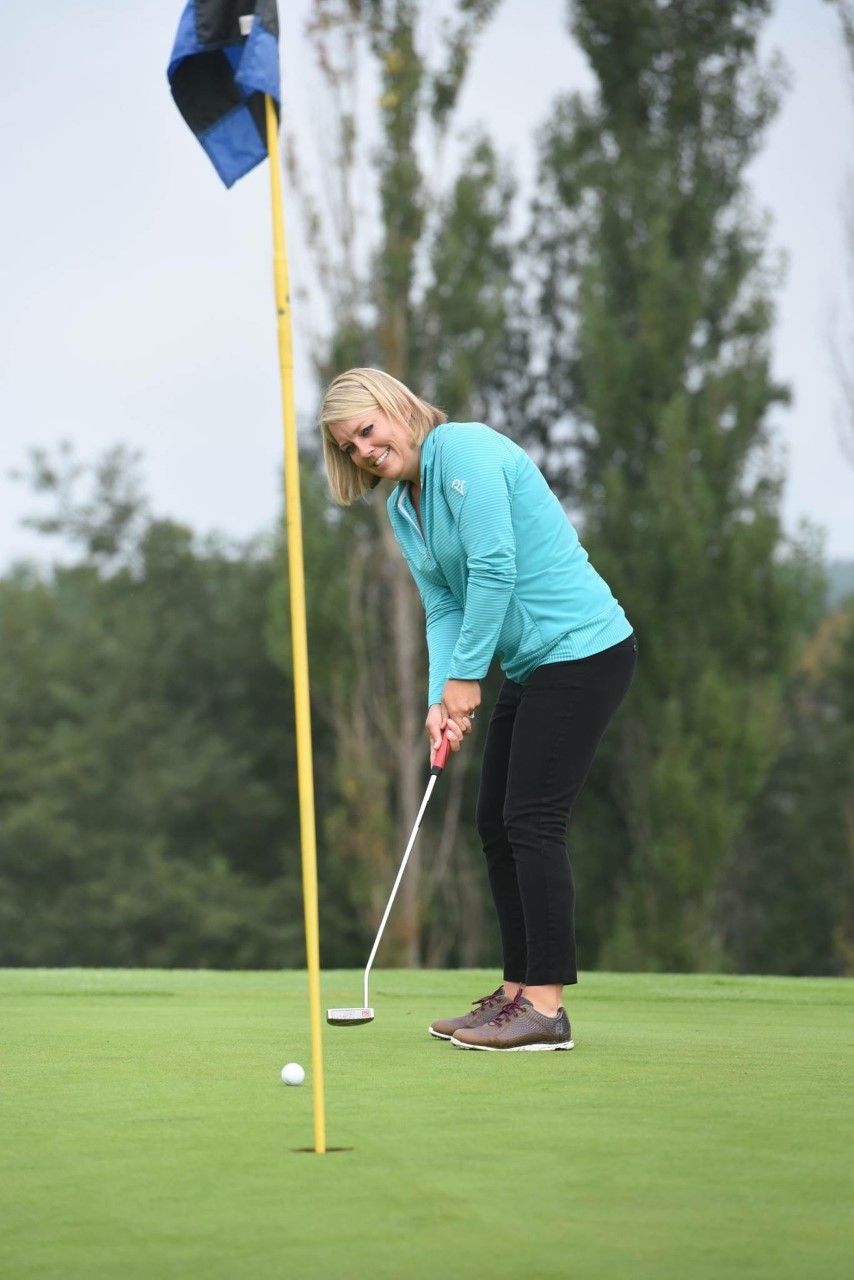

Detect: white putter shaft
327,732,452,1026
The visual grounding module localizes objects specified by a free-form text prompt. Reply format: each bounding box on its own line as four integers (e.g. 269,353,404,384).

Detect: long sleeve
414,575,464,706
387,422,631,700
445,449,516,680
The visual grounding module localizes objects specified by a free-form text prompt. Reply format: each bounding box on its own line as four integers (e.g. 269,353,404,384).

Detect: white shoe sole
428,1026,453,1040
450,1038,575,1052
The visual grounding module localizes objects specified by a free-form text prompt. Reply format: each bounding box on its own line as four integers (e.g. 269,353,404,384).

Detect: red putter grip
430,730,452,775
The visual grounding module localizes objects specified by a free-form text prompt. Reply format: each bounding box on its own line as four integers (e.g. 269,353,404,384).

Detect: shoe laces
472,987,506,1011
488,992,528,1026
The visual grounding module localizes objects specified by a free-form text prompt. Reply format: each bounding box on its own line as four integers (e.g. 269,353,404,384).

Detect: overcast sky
1,0,852,570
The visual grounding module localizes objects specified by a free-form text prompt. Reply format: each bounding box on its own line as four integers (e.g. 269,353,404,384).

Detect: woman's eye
361,425,373,436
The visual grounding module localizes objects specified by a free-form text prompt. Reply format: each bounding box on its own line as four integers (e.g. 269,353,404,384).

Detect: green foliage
496,0,825,969
2,4,847,977
298,0,513,965
0,449,313,967
419,137,515,412
265,455,403,962
720,607,854,975
15,441,150,567
308,0,515,402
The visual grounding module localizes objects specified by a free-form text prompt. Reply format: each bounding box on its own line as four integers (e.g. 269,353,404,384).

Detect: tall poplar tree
495,0,823,968
286,0,512,964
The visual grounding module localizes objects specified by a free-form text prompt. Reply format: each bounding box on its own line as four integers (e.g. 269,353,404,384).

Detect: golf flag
167,0,280,187
167,3,327,1153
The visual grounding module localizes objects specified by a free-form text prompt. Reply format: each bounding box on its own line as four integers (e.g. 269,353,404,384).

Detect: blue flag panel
168,1,280,188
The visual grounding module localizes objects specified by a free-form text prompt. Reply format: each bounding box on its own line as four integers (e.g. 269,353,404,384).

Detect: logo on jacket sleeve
450,478,466,496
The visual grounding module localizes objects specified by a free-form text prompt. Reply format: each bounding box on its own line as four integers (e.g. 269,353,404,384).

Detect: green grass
2,968,851,1279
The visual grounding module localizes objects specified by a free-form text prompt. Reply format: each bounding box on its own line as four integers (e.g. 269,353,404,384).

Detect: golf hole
292,1146,353,1155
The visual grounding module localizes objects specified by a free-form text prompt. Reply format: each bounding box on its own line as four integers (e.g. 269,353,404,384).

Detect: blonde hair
319,368,446,506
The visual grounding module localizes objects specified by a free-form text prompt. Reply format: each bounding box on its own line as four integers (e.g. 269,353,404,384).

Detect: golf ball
281,1062,305,1086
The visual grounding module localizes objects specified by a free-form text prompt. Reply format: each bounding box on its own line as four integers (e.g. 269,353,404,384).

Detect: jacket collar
418,425,439,485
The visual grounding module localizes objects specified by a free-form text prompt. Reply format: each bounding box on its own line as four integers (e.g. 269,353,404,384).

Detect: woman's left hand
441,679,481,751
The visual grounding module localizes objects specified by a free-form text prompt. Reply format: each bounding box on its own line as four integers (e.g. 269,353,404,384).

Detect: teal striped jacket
387,422,633,707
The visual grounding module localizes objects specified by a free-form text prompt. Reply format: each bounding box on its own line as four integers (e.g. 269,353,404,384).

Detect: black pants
475,634,637,986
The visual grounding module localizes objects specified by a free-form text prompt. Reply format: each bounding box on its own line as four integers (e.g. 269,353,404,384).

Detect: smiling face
319,368,446,506
329,407,422,487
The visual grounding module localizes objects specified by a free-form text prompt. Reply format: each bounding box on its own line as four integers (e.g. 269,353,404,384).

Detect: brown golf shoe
450,993,574,1052
428,986,510,1040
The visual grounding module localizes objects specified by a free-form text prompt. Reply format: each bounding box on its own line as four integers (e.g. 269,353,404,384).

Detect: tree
719,0,854,976
0,447,333,967
494,0,824,969
285,0,513,965
719,606,854,975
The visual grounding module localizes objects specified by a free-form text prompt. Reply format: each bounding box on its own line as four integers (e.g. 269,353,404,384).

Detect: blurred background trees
277,0,512,966
1,0,851,974
0,447,310,966
491,0,827,970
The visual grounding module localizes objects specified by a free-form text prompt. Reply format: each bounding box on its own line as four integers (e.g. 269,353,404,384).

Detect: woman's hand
426,704,450,759
426,679,479,758
426,703,465,757
442,678,481,723
436,679,481,754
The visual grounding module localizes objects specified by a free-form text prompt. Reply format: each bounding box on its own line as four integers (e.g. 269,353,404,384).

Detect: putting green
2,968,850,1279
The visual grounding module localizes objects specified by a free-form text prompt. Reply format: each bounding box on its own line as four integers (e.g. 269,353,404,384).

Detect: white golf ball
281,1062,305,1086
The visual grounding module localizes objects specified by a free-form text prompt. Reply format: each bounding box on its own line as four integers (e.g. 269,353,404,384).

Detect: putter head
326,1006,374,1026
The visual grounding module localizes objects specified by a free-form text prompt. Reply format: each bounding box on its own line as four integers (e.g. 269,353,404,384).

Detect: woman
320,368,636,1052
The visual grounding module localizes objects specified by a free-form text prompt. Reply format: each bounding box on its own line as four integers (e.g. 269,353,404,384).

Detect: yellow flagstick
264,93,327,1155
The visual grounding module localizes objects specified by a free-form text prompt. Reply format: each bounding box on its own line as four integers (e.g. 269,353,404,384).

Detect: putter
327,730,452,1026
